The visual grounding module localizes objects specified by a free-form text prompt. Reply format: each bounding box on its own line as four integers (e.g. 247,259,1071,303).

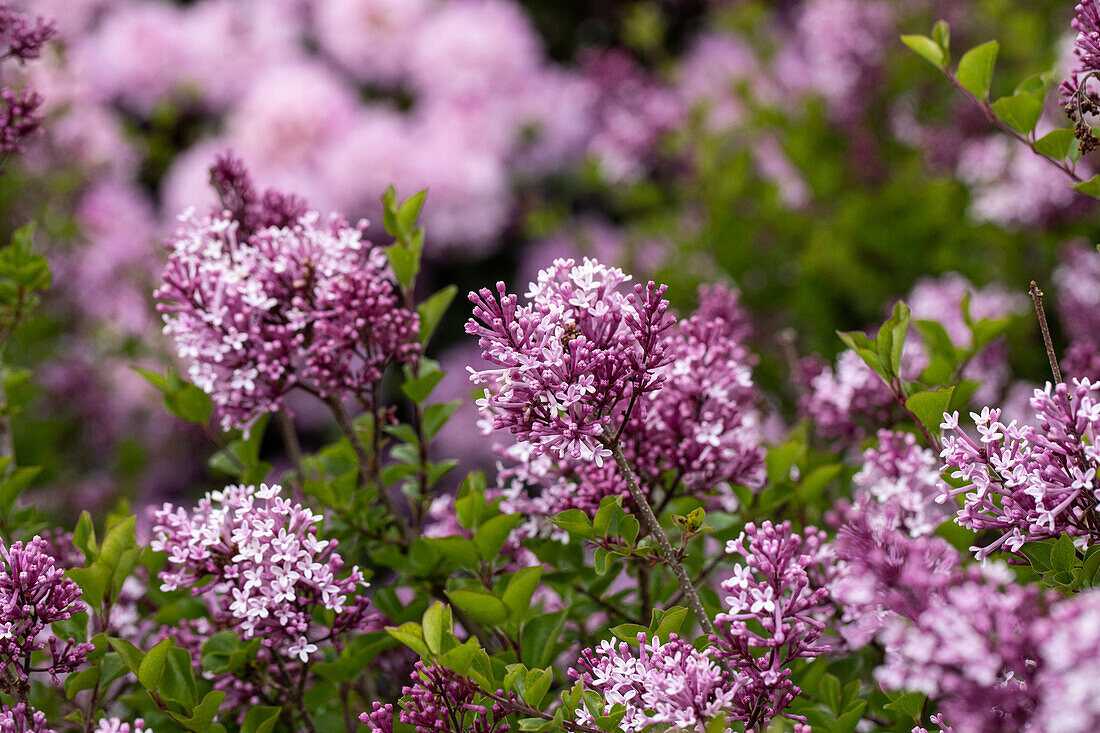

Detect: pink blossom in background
313,0,431,86
776,0,892,116
1055,241,1100,343
956,135,1088,228
677,32,762,132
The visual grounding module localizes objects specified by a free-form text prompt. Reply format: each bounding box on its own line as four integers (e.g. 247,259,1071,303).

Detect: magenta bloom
569,633,737,731
395,662,510,733
0,536,92,685
151,483,371,660
713,521,832,730
157,155,419,430
939,380,1100,559
467,257,674,467
0,704,53,733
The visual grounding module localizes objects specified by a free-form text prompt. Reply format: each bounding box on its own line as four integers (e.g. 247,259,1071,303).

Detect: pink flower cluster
467,257,674,467
569,633,736,731
150,483,371,661
490,281,765,528
939,380,1100,559
156,155,419,430
799,349,898,442
365,662,509,733
712,521,831,730
1056,243,1100,382
0,3,55,156
0,536,92,685
0,704,52,733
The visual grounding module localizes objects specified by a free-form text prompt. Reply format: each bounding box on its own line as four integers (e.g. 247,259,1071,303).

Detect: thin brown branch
1029,281,1063,384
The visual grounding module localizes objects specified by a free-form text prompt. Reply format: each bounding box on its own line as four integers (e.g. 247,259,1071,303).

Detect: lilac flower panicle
800,349,897,443
494,282,765,530
0,6,56,61
569,632,737,732
874,563,1047,732
0,536,92,684
396,661,510,733
0,5,56,156
150,483,371,660
467,257,675,467
713,521,832,729
1061,0,1100,149
156,155,419,430
0,704,52,733
359,703,393,733
939,379,1100,559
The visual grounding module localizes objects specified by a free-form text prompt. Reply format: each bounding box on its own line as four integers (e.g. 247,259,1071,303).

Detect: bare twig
601,427,717,640
1029,281,1063,384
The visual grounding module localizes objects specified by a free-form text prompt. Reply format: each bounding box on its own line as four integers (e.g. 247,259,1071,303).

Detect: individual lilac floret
712,521,832,730
1034,588,1100,733
875,563,1047,732
467,257,674,467
0,704,52,733
939,380,1100,560
150,483,371,660
0,536,92,685
359,703,393,733
569,632,737,732
94,720,150,733
396,661,510,733
912,714,954,733
156,154,419,431
832,430,952,538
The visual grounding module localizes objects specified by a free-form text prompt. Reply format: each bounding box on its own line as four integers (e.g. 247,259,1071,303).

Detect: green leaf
820,673,842,715
610,623,649,645
901,34,946,67
161,648,198,709
522,668,553,709
592,496,622,537
402,368,445,405
502,567,543,620
1020,540,1053,572
386,622,431,659
551,509,594,540
521,611,567,668
137,637,172,691
397,190,428,238
905,387,955,434
0,466,37,514
651,606,689,642
991,93,1043,134
73,512,97,561
422,602,448,655
446,587,509,626
956,41,998,100
418,285,458,347
837,330,883,378
174,690,226,733
876,301,911,379
107,637,144,676
1051,533,1078,572
1033,128,1075,159
386,243,420,292
619,515,640,546
1072,174,1100,198
437,642,478,676
240,707,281,733
884,691,926,721
473,513,522,562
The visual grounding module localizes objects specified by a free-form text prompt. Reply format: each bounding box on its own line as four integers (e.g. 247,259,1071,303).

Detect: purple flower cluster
1034,589,1100,732
875,563,1047,732
569,632,736,732
0,4,55,157
1056,243,1100,382
712,521,831,730
0,536,92,685
1060,0,1100,145
150,483,371,660
800,349,898,442
467,257,674,467
0,704,52,733
156,155,419,430
833,430,952,538
492,282,765,529
939,380,1100,559
374,661,510,733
